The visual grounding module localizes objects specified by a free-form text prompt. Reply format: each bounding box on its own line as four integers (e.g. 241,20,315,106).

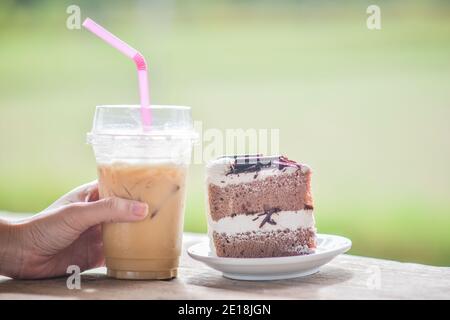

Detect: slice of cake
206,155,316,258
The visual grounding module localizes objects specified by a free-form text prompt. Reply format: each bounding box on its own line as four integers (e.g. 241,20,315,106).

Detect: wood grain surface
0,233,449,300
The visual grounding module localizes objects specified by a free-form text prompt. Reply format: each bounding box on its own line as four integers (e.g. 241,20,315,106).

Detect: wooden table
0,232,449,300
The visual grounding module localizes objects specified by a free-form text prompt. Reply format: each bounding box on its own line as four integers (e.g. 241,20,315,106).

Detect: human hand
0,181,148,279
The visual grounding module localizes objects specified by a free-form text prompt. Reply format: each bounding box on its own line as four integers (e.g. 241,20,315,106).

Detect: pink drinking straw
82,18,152,129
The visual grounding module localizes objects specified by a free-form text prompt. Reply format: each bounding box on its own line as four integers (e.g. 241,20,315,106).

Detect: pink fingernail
132,203,148,217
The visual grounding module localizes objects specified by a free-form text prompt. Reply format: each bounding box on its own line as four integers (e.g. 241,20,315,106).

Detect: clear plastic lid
87,105,197,144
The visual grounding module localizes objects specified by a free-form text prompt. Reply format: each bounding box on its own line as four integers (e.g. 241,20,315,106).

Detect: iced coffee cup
87,105,196,280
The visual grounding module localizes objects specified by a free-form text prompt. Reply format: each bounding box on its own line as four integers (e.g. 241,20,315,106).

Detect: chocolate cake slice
206,155,316,258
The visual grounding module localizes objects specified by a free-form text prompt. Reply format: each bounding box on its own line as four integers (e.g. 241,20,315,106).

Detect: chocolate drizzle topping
223,154,302,175
252,208,281,228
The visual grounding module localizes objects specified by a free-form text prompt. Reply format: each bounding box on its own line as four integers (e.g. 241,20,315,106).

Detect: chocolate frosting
220,155,302,175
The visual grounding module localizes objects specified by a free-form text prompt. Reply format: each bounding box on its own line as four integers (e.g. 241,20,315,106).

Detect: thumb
63,197,149,233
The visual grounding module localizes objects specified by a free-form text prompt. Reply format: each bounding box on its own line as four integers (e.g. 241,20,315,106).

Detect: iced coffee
98,162,187,279
88,105,196,280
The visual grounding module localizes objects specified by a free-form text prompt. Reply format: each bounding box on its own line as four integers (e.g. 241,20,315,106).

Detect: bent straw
82,18,152,129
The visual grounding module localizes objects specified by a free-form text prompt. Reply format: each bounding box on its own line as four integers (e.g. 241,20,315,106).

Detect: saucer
187,233,352,281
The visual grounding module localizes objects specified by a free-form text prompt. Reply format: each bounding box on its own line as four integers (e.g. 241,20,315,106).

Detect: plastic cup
87,105,196,280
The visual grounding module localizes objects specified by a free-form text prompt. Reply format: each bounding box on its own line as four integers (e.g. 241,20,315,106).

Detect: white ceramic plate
187,233,352,281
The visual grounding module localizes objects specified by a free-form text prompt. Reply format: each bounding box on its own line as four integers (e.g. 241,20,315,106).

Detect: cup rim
96,104,191,110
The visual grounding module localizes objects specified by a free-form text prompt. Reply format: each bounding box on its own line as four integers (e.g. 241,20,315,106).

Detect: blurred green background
0,0,449,266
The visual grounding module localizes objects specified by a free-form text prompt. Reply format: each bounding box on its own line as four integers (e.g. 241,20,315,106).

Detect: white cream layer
206,157,310,187
208,209,315,235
